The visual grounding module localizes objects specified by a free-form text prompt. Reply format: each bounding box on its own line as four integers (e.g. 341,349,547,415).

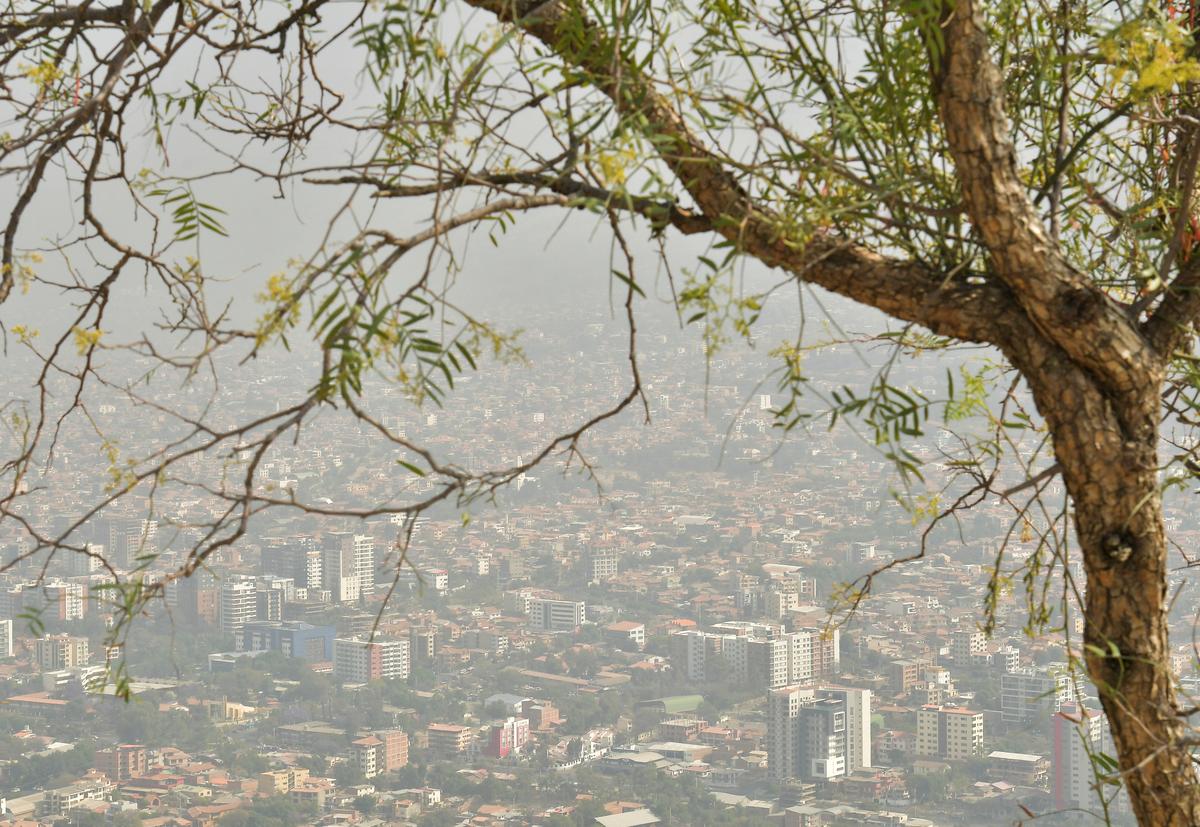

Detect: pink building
485,717,530,758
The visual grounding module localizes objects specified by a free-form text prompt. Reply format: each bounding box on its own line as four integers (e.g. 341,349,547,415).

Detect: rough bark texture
936,5,1200,822
463,0,1200,821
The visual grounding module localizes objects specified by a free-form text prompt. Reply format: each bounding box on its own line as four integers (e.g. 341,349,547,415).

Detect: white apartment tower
768,685,867,781
322,532,375,603
817,686,872,771
219,580,257,633
528,598,586,632
333,636,411,682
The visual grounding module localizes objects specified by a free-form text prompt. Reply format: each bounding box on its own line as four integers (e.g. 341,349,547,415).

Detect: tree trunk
1076,473,1200,825
1032,361,1200,824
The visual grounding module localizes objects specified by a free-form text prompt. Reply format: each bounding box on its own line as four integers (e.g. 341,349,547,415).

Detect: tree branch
934,0,1159,412
463,0,1029,349
1145,254,1200,357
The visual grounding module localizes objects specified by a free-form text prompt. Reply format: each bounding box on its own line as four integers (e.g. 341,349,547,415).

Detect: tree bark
1014,336,1200,824
933,3,1200,820
1076,456,1200,826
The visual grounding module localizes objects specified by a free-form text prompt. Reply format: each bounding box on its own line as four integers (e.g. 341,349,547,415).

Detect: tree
4,0,1200,823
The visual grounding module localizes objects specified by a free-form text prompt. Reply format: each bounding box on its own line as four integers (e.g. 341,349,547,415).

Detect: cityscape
0,299,1183,827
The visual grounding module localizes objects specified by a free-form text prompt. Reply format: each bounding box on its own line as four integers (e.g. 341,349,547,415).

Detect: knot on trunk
1103,532,1134,563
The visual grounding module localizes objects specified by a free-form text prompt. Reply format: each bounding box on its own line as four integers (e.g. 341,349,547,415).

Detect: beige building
917,705,983,760
34,634,89,670
427,723,473,758
257,767,310,795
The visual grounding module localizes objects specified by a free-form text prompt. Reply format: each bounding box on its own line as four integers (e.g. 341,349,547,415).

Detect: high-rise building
255,588,283,622
669,629,717,682
588,548,619,582
802,696,849,779
333,636,410,682
218,580,256,633
769,686,811,781
106,517,157,570
768,685,871,782
0,583,28,621
1001,665,1077,723
34,634,89,670
262,542,322,591
684,627,817,690
817,686,872,772
804,626,840,679
733,636,790,689
917,705,984,759
66,544,105,577
409,625,437,662
951,630,986,663
42,581,86,621
528,598,585,632
766,588,800,620
0,618,12,658
322,532,374,603
769,686,845,781
1052,703,1115,812
376,729,409,772
177,567,219,625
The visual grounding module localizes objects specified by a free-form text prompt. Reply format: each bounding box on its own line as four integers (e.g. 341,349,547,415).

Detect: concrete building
34,634,89,670
235,621,335,661
255,587,283,622
333,636,411,682
349,735,383,778
427,723,473,758
484,717,530,758
1001,665,1077,723
890,659,921,693
410,625,437,662
43,581,86,621
375,728,409,772
218,579,256,633
588,548,619,582
37,780,114,816
605,621,646,651
105,517,157,570
262,542,322,591
0,618,11,658
322,532,374,602
768,686,848,781
258,767,311,795
951,630,986,663
817,686,871,771
1052,703,1111,812
806,627,841,679
95,744,147,782
528,598,586,632
668,629,720,682
917,705,984,760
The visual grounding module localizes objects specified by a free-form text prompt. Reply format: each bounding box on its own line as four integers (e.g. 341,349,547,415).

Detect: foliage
4,0,1200,820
